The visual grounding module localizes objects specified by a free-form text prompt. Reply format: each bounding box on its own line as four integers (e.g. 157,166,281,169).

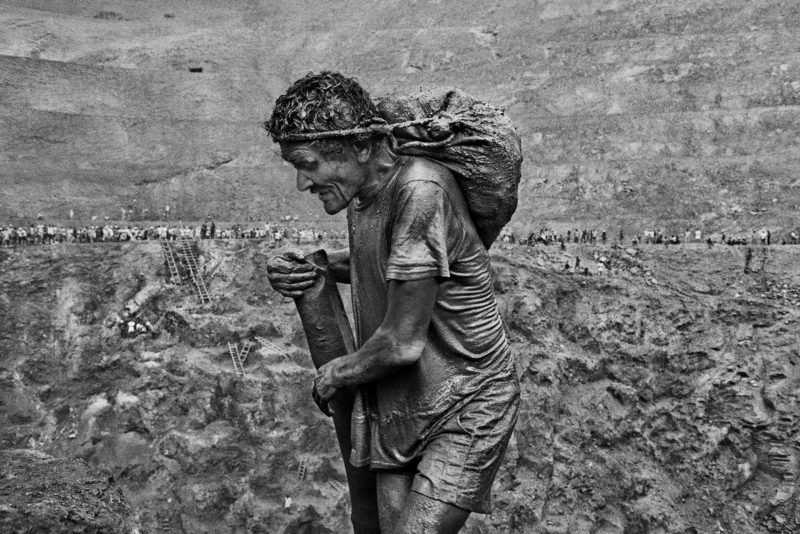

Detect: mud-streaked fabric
347,156,519,504
409,373,519,513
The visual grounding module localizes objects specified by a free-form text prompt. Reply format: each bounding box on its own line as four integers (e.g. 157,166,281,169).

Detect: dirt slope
0,448,143,533
1,239,798,533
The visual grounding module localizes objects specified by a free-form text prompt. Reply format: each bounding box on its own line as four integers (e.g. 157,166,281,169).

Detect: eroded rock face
0,449,142,534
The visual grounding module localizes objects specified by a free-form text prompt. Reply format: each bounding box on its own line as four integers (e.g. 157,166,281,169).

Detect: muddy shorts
379,374,520,514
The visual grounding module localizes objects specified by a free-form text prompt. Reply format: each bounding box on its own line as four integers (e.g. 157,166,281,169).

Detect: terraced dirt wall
2,0,800,231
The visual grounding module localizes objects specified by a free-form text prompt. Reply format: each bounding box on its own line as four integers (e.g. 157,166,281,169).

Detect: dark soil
1,240,798,533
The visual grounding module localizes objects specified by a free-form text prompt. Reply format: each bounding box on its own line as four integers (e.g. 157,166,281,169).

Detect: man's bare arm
313,277,438,401
326,248,351,284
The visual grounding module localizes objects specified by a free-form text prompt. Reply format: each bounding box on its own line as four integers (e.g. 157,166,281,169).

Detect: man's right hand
266,249,319,298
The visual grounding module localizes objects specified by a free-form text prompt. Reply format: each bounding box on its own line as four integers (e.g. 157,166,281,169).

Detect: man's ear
355,142,372,163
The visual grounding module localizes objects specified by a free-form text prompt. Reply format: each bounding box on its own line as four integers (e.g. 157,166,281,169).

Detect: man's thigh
376,472,469,534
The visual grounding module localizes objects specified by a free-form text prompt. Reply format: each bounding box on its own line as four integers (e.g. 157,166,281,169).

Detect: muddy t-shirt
347,156,515,468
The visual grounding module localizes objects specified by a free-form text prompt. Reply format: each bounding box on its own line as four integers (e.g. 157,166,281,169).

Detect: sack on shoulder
376,88,522,249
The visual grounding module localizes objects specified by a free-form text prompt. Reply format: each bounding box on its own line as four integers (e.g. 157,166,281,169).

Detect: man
264,72,519,534
17,226,27,246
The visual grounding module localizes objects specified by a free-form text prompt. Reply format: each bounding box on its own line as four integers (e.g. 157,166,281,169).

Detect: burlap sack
377,88,523,249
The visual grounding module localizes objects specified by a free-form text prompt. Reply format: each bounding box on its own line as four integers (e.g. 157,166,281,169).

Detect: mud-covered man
264,72,519,534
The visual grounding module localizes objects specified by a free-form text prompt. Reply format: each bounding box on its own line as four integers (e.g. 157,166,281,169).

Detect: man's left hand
313,362,339,410
312,382,332,417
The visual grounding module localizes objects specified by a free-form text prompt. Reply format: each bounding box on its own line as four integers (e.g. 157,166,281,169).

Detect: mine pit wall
2,0,800,231
0,239,799,533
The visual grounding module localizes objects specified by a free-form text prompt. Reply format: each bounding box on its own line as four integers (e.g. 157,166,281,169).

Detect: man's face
280,142,366,215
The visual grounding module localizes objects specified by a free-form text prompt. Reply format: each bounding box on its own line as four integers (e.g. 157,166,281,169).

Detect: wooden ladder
239,341,252,364
297,456,308,482
159,239,181,284
227,342,244,377
177,237,211,303
255,336,285,356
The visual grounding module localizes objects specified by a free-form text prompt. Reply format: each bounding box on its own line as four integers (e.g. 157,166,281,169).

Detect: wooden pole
293,250,379,534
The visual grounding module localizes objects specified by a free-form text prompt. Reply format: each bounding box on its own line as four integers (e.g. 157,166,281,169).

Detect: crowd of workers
500,226,800,247
0,221,349,247
2,221,798,249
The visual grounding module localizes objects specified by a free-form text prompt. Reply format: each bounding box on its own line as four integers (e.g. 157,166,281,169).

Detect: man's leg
377,472,469,534
394,481,470,534
382,374,519,534
376,471,413,530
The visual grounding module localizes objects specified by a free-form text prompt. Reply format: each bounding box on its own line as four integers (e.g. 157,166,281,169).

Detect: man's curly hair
264,71,384,157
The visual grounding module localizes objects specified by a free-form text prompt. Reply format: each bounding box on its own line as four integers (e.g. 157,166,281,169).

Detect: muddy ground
1,239,798,533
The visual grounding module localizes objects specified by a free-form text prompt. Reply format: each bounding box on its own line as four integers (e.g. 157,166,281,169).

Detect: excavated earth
3,0,800,233
0,448,143,534
1,239,799,533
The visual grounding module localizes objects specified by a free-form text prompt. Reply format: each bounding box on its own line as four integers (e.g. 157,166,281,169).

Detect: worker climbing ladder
227,342,244,377
159,239,181,284
177,237,211,304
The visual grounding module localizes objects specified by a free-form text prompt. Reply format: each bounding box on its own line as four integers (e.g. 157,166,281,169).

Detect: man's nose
296,172,314,192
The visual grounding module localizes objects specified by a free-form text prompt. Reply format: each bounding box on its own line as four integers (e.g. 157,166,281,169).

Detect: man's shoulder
396,157,457,192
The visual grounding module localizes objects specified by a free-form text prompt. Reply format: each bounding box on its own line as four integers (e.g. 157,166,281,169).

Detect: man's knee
377,472,413,532
395,490,470,534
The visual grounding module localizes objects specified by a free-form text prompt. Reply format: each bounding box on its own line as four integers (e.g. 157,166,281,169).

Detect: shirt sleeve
386,179,452,281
